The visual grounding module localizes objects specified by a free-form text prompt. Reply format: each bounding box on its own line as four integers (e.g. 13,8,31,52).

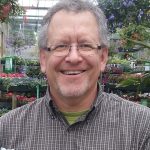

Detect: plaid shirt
0,87,150,150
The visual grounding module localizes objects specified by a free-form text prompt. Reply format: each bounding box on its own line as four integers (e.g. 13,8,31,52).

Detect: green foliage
98,0,149,32
13,56,25,65
117,77,140,87
25,59,40,66
108,56,130,65
1,77,47,91
119,24,150,41
142,73,150,89
0,56,25,65
0,108,9,117
0,56,40,65
117,73,150,94
0,0,25,23
26,66,45,79
117,24,150,49
0,56,44,78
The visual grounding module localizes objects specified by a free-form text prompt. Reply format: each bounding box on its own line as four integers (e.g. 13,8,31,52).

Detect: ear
40,49,47,73
99,47,108,72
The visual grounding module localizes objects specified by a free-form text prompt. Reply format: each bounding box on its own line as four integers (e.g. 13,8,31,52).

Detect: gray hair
38,0,109,50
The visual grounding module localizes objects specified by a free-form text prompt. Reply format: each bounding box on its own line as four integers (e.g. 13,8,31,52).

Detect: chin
57,81,90,98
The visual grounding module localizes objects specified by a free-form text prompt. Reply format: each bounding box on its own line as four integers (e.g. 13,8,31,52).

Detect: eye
79,43,94,50
52,44,68,51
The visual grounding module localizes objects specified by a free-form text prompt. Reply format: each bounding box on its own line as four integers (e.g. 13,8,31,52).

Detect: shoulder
103,92,149,109
0,97,45,124
101,92,150,119
0,96,49,144
97,93,150,148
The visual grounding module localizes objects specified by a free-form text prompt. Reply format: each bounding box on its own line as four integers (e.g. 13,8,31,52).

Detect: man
0,0,150,149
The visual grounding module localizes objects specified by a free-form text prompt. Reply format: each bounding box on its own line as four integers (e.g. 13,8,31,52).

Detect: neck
50,85,97,112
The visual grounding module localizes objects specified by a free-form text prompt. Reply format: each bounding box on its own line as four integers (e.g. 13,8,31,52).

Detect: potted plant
0,0,24,23
116,72,150,106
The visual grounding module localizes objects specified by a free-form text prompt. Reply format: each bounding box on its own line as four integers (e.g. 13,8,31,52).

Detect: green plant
108,56,130,65
26,59,40,66
26,66,45,79
0,0,25,23
1,77,47,91
117,24,150,49
0,108,9,116
0,56,25,65
117,73,150,100
98,0,149,32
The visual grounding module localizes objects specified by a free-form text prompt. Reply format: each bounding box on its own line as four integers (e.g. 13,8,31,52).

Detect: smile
61,70,85,75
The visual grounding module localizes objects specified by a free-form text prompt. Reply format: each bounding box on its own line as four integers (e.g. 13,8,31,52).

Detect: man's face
40,10,108,100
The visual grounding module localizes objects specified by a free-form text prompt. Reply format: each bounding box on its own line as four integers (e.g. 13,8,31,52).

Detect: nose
65,45,83,64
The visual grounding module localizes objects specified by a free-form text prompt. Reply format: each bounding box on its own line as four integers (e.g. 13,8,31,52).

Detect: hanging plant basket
0,0,25,23
0,3,12,20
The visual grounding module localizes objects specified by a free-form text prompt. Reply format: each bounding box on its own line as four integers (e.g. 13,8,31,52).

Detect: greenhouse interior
0,0,150,116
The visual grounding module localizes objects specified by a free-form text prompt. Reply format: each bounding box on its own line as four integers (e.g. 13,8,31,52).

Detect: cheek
86,57,101,78
46,59,55,73
45,60,56,83
45,56,62,74
89,56,101,70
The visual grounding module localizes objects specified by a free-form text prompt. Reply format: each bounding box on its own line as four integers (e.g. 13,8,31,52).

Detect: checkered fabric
0,87,150,150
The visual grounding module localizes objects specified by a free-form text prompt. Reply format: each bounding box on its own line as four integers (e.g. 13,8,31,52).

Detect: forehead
51,9,97,21
47,10,99,42
49,10,98,28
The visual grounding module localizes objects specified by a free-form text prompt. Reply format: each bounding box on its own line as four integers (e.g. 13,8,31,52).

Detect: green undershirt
61,110,89,125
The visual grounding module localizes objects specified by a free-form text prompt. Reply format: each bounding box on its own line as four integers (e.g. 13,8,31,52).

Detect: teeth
62,71,83,75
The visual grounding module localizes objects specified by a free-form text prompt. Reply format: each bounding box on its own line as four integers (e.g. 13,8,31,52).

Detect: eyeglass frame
45,43,104,57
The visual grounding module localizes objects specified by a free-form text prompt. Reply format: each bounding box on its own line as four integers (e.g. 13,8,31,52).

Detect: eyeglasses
46,43,102,57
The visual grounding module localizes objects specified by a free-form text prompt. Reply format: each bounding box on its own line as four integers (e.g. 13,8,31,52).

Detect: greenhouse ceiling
15,0,98,31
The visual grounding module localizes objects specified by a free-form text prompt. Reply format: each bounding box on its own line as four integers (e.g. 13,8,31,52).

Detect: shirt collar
92,81,104,107
44,82,104,115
